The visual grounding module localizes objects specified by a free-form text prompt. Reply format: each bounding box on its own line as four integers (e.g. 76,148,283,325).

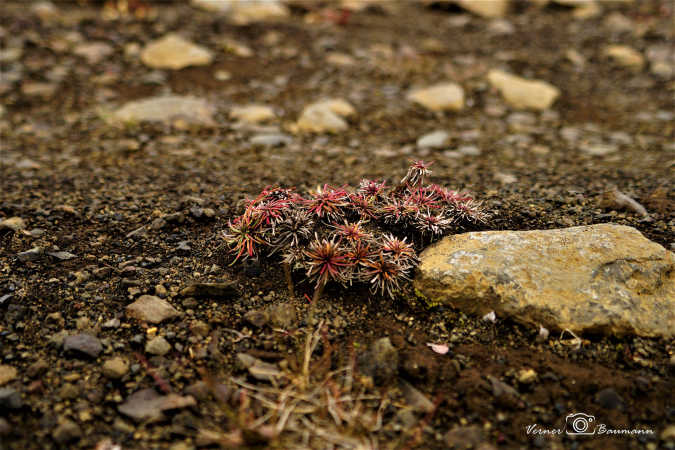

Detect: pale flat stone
109,95,215,126
118,389,196,423
230,105,275,124
295,99,356,133
0,217,26,232
487,69,559,110
192,0,288,25
415,224,675,338
141,34,213,70
126,295,181,324
605,45,645,70
0,366,17,386
455,0,509,18
417,130,450,149
407,83,465,112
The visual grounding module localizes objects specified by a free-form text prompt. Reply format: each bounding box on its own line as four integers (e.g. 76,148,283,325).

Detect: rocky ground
0,0,674,449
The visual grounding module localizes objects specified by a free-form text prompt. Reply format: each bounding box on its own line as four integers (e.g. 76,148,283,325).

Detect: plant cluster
224,161,488,301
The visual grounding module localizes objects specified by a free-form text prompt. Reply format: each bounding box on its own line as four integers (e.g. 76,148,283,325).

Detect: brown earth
0,1,673,449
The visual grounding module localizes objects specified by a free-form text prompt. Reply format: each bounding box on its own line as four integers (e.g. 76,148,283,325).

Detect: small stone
17,246,44,262
146,336,171,356
118,389,196,423
59,383,80,400
126,295,181,324
102,357,129,379
0,217,26,232
193,0,289,25
662,425,675,441
0,387,22,409
579,142,617,156
326,52,356,66
0,365,17,386
64,334,102,358
595,387,624,410
27,360,49,378
417,130,450,149
141,34,213,70
244,310,269,328
487,69,560,110
230,105,275,124
21,82,57,98
236,354,282,381
266,303,297,329
249,133,292,147
295,99,356,133
73,42,113,64
109,96,215,126
400,380,434,413
407,83,465,112
52,419,82,443
517,368,537,384
455,0,508,18
605,45,645,70
359,337,398,386
102,318,120,329
46,251,77,261
178,281,238,299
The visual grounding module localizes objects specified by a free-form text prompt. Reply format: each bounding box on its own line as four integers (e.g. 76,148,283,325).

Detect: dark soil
1,1,673,449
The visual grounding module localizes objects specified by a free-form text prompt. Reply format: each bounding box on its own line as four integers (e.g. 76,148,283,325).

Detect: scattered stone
0,217,25,232
102,357,129,379
0,388,22,409
0,365,17,386
445,425,489,449
27,360,49,378
604,45,645,70
326,52,356,66
295,99,356,133
17,246,44,262
400,380,434,413
417,130,450,149
415,224,675,338
193,0,289,25
46,251,77,261
579,142,617,156
21,82,57,98
220,38,254,57
517,368,537,384
266,302,297,329
236,354,282,381
454,0,509,18
52,419,82,443
126,295,181,324
178,281,238,299
145,336,171,356
407,83,465,112
594,387,624,410
487,69,560,110
244,309,269,328
249,133,292,147
73,42,113,64
141,34,213,70
359,337,399,385
102,318,120,329
109,95,215,126
63,334,103,358
230,105,275,124
118,389,196,423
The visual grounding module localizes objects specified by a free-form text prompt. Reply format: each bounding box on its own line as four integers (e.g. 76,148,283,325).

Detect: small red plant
223,161,489,300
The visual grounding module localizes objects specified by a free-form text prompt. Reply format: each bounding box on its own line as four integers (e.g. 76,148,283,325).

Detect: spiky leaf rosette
223,160,489,298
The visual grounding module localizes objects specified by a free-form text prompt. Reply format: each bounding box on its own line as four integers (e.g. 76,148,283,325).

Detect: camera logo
565,413,596,435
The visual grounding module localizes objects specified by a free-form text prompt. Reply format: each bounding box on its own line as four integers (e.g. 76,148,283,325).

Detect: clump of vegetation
224,161,488,302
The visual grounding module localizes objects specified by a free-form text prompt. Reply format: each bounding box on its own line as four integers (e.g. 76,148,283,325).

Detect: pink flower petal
426,343,449,354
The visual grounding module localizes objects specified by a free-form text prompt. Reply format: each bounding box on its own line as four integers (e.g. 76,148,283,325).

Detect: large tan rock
192,0,289,25
407,83,465,112
605,45,645,70
141,34,213,70
415,224,675,338
487,69,560,110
